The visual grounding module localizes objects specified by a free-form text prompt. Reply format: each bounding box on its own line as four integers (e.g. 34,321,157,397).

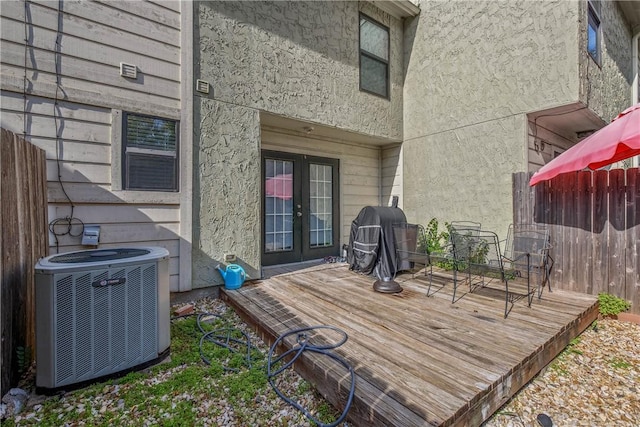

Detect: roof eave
367,0,421,19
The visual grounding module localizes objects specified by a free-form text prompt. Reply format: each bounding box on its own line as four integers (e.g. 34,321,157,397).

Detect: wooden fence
1,128,48,396
513,169,640,314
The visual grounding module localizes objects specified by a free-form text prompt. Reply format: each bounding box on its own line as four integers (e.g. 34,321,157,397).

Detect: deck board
221,264,598,426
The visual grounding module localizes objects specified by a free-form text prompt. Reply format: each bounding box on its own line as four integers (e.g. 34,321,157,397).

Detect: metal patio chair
446,222,482,302
449,221,482,234
449,228,526,318
393,223,428,273
502,224,553,301
393,223,445,298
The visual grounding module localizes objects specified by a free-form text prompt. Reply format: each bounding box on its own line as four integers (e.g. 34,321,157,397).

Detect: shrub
418,218,449,254
598,293,631,316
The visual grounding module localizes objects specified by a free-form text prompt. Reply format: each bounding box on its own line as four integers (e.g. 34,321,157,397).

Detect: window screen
359,14,389,98
123,113,178,191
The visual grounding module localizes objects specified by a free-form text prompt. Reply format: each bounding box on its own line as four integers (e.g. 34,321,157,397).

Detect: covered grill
347,206,407,293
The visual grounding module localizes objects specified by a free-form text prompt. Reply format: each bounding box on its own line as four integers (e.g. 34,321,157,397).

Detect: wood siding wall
0,0,184,290
261,129,383,248
527,119,575,172
513,169,640,314
1,128,48,396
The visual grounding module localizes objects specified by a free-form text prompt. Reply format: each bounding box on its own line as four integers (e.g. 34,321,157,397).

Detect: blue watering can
216,264,246,290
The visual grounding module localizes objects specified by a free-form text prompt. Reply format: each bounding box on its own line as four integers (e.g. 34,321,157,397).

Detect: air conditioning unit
34,247,171,393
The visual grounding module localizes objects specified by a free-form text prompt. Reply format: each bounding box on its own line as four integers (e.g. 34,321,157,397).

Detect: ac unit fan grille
52,263,158,387
49,248,150,264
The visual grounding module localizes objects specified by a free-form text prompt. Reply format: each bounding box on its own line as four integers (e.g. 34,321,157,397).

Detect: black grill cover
347,206,407,279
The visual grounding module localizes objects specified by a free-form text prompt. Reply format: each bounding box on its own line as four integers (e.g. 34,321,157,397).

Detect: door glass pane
265,159,293,252
309,163,333,248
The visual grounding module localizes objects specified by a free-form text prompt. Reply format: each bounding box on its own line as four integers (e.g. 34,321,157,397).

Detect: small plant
469,241,489,265
419,218,449,254
549,360,569,376
609,357,631,370
297,379,312,394
566,337,583,355
315,402,335,424
416,218,457,270
598,293,631,316
549,336,584,376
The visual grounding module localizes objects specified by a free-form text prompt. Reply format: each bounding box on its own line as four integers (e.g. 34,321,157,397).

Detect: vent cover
120,62,138,79
196,79,210,94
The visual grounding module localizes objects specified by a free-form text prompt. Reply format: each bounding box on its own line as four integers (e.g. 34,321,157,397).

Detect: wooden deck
221,264,598,427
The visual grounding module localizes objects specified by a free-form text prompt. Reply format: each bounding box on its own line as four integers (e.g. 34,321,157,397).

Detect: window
122,112,178,191
359,14,389,98
587,0,601,64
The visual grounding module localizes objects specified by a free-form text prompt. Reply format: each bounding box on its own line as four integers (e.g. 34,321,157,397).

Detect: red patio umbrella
529,103,640,186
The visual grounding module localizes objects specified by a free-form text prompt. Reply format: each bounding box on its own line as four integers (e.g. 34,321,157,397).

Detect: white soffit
618,1,640,32
368,0,420,19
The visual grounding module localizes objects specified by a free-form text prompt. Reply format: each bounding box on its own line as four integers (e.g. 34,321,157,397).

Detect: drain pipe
632,30,639,166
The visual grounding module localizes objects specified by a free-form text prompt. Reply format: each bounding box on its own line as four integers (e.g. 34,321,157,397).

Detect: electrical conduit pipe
632,29,639,166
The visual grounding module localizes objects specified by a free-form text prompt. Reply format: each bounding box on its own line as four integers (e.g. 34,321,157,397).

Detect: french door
262,151,340,266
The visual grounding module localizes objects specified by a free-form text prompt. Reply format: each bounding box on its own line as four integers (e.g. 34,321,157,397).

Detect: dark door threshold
262,259,326,279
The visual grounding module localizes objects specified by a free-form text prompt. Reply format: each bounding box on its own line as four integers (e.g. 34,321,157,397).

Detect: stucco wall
192,98,261,288
404,0,580,140
578,1,633,122
403,0,582,237
194,1,404,284
403,115,525,236
197,1,403,140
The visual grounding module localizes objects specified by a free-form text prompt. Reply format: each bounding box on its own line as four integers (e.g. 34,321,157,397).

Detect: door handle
296,212,303,217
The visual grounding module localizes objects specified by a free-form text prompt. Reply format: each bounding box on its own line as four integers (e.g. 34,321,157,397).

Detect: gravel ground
4,297,639,426
485,317,640,427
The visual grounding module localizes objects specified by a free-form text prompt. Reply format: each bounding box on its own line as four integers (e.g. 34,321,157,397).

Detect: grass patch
220,367,268,403
549,361,569,376
549,336,585,376
296,379,312,394
566,337,583,355
609,357,631,370
5,308,340,426
314,401,336,424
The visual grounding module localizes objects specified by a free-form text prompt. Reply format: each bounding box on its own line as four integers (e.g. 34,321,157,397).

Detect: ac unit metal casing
34,247,170,392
